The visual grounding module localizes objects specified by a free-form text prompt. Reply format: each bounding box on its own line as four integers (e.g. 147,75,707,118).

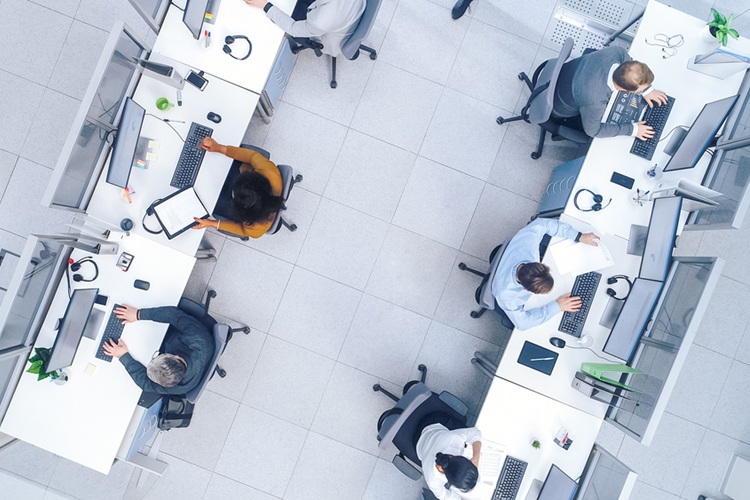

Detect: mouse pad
517,341,558,375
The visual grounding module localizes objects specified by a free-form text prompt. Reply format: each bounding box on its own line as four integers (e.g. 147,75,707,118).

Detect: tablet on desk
517,341,558,375
151,187,209,239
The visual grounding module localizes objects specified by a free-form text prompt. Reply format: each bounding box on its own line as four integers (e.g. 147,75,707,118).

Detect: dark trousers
291,0,315,20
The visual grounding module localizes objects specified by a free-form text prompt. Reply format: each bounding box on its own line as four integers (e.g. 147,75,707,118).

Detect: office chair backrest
185,323,228,404
267,163,296,235
478,243,509,311
526,37,575,125
341,0,383,60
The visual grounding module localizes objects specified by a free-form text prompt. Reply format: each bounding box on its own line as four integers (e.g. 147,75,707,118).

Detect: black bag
157,394,194,430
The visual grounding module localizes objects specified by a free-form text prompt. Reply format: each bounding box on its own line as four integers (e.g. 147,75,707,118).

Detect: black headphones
69,257,99,282
223,35,252,60
143,201,164,235
574,188,612,212
606,275,633,300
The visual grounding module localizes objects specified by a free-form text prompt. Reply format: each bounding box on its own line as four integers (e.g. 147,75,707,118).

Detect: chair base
330,45,378,89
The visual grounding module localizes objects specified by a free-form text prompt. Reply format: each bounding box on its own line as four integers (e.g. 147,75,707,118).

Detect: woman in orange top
192,137,284,238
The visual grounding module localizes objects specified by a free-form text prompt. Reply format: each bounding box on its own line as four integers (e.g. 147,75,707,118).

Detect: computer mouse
207,112,222,124
134,279,150,291
549,337,566,348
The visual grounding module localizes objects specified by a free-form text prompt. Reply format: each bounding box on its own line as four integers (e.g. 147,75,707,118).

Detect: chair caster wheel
470,311,481,318
241,327,251,334
496,117,505,125
517,73,525,80
216,367,227,378
294,174,303,183
289,224,298,232
370,53,377,60
458,262,467,270
373,384,381,392
531,152,541,160
418,364,426,372
207,290,217,299
331,80,337,89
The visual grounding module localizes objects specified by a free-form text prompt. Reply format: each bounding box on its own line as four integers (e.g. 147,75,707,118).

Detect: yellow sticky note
145,152,158,162
148,140,161,149
85,363,97,376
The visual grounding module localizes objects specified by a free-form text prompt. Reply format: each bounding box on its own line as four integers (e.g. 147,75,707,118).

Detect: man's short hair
147,354,186,388
517,262,554,294
613,60,654,91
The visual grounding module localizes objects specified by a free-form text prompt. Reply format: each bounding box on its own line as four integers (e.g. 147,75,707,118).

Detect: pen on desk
530,357,554,362
123,187,132,204
642,190,650,197
177,90,182,107
204,30,209,48
207,31,211,47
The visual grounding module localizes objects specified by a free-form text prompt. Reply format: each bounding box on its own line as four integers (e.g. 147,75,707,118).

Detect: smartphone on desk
186,70,208,91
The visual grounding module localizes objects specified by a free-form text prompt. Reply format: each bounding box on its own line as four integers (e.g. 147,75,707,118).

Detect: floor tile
297,198,389,290
48,20,109,100
0,441,58,486
20,89,81,169
260,101,348,195
339,294,432,384
123,453,211,500
311,363,395,456
708,360,750,442
595,421,625,456
324,130,416,222
392,156,484,249
284,432,376,500
203,473,278,500
0,0,72,85
362,458,426,500
0,159,73,238
433,253,512,346
460,184,537,260
733,323,750,368
379,0,469,85
207,240,293,332
617,412,705,494
415,321,501,416
0,147,19,200
351,62,443,153
364,0,399,52
696,226,750,286
47,458,134,500
365,226,457,317
446,19,538,110
281,50,374,126
680,428,750,500
420,88,504,180
214,405,307,497
0,71,45,155
160,390,239,470
206,326,266,402
630,481,681,500
29,0,80,17
474,0,557,45
243,336,335,428
0,470,46,499
42,489,76,500
74,0,151,41
269,266,362,358
692,276,750,358
182,232,226,304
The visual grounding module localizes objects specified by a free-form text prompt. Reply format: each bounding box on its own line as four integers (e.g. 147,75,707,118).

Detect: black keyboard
558,271,602,338
492,455,527,500
95,306,125,362
630,96,676,160
170,122,213,189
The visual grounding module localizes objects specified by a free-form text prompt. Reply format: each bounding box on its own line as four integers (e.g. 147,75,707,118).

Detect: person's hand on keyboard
557,293,582,312
113,305,139,324
635,121,655,141
200,137,227,155
642,89,668,108
102,338,129,358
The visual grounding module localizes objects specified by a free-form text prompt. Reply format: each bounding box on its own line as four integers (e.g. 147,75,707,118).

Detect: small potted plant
26,347,68,384
531,439,541,450
704,8,740,46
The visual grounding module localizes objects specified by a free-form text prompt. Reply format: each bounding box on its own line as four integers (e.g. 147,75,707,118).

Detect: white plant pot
702,25,718,44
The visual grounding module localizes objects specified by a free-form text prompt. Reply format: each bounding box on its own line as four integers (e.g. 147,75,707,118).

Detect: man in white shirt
416,424,482,499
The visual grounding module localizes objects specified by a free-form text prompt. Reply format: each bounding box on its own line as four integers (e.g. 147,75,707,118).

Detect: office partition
605,256,723,444
42,21,149,212
577,444,637,500
127,0,170,33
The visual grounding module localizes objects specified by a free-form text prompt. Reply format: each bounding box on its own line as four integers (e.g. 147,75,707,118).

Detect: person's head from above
147,354,187,387
231,170,285,226
612,60,654,93
435,453,478,493
517,262,554,295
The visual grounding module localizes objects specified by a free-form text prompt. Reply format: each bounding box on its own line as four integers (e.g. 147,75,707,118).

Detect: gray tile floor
1,0,749,499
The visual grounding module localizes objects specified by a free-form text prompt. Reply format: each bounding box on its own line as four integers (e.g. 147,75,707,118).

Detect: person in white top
416,424,482,499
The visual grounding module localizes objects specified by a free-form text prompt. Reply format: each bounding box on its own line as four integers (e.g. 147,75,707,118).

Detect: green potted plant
26,348,68,384
705,8,740,46
531,439,541,450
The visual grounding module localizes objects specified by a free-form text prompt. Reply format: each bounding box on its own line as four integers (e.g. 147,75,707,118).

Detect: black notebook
517,341,558,375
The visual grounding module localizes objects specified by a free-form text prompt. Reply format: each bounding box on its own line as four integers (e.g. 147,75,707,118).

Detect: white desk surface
471,378,602,499
566,0,749,240
153,0,295,94
0,234,195,474
86,53,259,256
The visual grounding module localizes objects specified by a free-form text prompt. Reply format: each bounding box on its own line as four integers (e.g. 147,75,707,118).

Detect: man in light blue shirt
491,219,598,330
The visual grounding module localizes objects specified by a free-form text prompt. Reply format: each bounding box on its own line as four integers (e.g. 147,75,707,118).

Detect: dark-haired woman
416,425,482,499
192,137,284,238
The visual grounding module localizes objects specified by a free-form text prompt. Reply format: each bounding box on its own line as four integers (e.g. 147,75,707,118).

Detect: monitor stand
524,479,544,500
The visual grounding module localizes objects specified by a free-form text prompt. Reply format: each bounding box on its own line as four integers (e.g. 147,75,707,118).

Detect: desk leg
257,92,273,124
129,431,168,489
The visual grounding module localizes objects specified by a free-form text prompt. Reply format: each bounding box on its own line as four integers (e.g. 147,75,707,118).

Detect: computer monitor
663,95,739,172
183,0,211,40
639,196,682,282
603,278,663,361
106,97,145,189
537,465,578,500
44,288,99,373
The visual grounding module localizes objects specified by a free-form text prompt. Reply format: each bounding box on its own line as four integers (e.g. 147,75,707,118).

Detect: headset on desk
223,35,252,60
574,188,611,212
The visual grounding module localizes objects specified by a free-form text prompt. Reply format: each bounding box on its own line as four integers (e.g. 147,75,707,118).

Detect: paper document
549,238,614,276
479,441,506,485
152,187,208,239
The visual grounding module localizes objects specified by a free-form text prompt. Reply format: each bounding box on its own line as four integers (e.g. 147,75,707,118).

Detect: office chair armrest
438,391,468,417
556,126,591,145
239,144,271,159
393,455,422,480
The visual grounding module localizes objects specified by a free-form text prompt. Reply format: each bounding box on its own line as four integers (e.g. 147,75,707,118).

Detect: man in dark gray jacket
558,46,668,140
102,305,214,395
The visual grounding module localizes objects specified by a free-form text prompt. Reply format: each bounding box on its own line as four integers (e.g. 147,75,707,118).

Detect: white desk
0,235,195,474
86,53,259,256
153,0,296,94
471,378,602,499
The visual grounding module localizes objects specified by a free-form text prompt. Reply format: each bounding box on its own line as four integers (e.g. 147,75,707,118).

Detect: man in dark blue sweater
102,305,214,395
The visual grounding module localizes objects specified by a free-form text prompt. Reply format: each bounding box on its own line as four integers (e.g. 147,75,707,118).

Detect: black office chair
291,0,381,88
373,364,469,479
212,144,302,242
496,37,590,160
457,244,515,330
